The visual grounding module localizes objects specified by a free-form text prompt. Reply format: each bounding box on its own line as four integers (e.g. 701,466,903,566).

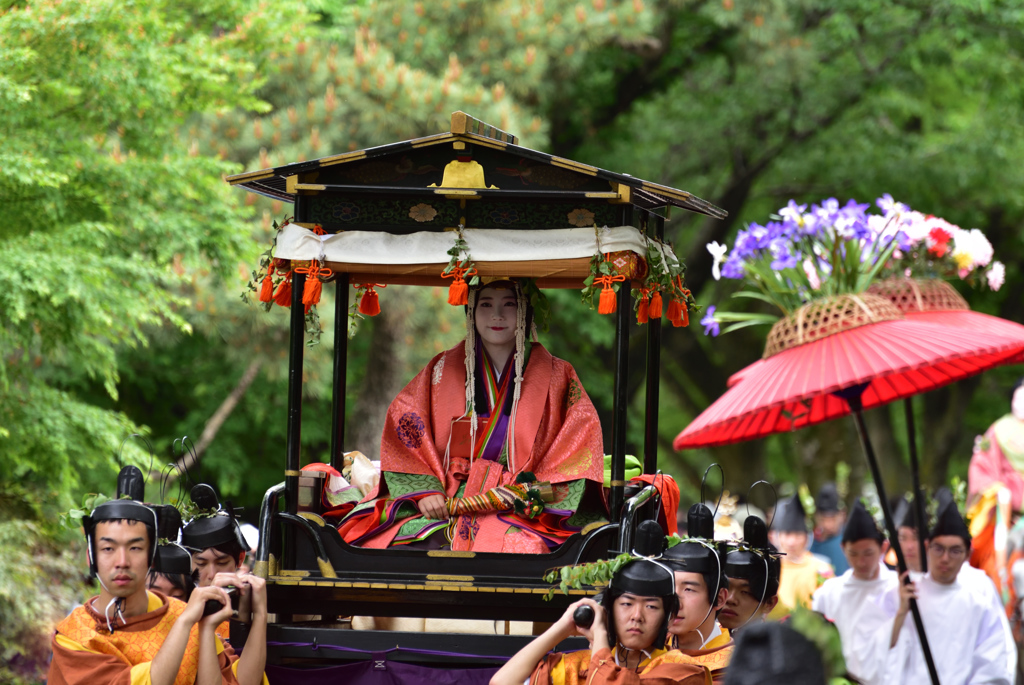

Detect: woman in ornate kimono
337,280,606,553
968,377,1024,511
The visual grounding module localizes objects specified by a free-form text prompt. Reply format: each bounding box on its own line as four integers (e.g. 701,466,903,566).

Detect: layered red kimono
337,341,605,553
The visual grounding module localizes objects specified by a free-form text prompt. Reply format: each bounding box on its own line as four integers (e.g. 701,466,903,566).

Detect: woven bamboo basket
866,277,968,313
763,293,903,358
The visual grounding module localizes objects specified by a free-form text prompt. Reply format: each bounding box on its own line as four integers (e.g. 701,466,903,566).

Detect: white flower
952,228,994,270
900,211,930,246
707,241,728,281
987,261,1005,291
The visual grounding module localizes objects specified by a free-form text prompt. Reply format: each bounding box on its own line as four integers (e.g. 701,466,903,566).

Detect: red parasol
676,313,1024,450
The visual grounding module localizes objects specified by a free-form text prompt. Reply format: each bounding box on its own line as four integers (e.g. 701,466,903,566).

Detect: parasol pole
839,386,941,685
903,397,929,573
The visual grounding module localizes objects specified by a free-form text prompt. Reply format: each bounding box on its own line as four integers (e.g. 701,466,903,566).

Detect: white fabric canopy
275,224,649,265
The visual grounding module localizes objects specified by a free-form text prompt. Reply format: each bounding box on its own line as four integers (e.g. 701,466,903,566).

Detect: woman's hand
417,494,449,520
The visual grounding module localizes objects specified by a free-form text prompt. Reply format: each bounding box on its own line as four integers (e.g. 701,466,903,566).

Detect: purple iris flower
701,306,720,337
769,239,799,270
720,254,746,279
813,198,840,226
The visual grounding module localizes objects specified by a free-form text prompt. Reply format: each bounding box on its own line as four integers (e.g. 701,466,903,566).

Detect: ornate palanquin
227,113,725,668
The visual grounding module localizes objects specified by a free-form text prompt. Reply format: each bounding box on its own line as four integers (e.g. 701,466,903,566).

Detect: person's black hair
207,538,247,563
147,570,197,601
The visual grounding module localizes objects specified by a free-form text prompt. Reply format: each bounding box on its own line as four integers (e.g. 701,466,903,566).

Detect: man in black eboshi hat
491,521,710,685
181,482,268,677
882,499,1012,684
809,482,848,574
48,466,243,685
891,495,923,572
662,503,732,681
812,499,897,684
147,504,196,602
720,515,781,635
771,494,834,613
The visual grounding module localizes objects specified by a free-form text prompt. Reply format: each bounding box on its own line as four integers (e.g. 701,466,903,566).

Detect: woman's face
474,287,517,350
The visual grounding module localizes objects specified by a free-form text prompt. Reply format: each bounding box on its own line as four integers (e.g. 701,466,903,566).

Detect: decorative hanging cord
353,283,385,316
294,260,334,307
442,225,478,305
595,270,627,314
442,265,478,306
258,262,277,303
273,270,293,307
648,286,663,319
445,480,555,519
636,287,651,324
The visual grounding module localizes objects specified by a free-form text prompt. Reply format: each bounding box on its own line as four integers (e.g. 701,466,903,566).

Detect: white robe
811,562,898,685
876,571,1012,685
957,564,1018,677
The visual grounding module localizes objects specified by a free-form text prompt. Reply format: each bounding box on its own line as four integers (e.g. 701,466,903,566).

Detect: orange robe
338,342,605,553
530,647,711,685
49,591,246,685
674,628,733,684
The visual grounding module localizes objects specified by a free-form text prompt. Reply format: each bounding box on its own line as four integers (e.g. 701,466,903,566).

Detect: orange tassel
679,305,690,327
259,273,274,302
302,276,322,306
274,275,292,307
637,297,649,324
648,291,663,319
359,289,380,316
666,299,682,323
598,287,617,314
448,278,469,306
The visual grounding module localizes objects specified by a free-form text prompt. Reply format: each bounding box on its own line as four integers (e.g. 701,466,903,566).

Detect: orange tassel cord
355,283,385,316
442,265,477,306
258,263,276,303
670,281,692,327
594,273,626,314
274,273,293,307
636,288,650,324
648,290,663,319
666,298,682,323
294,261,334,307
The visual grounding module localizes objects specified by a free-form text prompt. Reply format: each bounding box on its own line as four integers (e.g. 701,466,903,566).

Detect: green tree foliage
0,1,307,679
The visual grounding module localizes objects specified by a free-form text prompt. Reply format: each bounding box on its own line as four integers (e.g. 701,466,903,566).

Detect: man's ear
881,539,890,555
714,587,729,611
762,595,779,615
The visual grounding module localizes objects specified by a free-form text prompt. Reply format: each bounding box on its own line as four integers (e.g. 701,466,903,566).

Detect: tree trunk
157,357,263,482
346,302,408,461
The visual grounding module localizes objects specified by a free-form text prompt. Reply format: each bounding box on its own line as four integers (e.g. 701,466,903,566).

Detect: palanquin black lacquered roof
226,111,726,227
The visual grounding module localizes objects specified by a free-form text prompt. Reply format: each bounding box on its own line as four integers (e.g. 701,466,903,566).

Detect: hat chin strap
735,555,770,631
613,644,653,671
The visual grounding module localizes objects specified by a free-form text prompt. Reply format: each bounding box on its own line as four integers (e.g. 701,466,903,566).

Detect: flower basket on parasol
682,196,1023,685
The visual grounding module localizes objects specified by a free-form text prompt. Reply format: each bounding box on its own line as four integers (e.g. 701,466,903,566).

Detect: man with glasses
879,499,1011,684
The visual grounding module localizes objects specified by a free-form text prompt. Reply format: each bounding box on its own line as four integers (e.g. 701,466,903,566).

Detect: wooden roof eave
227,131,727,219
